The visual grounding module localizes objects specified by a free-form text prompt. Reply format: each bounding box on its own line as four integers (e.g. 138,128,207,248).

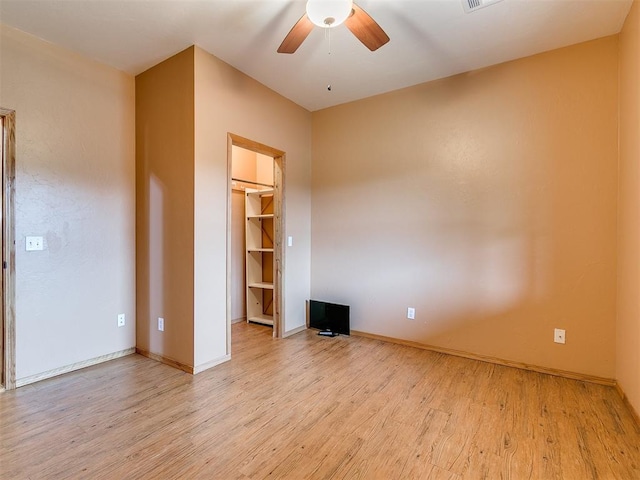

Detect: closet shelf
246,187,275,328
246,188,274,196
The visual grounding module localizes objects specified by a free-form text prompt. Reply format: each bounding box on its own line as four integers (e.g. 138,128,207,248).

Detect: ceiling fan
277,0,390,54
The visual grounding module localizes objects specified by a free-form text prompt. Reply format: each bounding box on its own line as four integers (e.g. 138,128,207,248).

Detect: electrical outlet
158,317,164,332
554,328,566,344
26,236,44,251
117,313,125,327
407,307,415,320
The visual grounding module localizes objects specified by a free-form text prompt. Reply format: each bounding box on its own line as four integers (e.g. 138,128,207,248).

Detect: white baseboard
193,354,231,374
283,325,307,338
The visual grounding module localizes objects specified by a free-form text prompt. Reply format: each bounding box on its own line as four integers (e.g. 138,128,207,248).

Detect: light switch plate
26,236,44,251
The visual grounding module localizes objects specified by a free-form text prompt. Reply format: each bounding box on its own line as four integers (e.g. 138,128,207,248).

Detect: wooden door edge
1,108,16,390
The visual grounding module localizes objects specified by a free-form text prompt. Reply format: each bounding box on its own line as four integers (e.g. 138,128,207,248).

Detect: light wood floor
1,322,639,479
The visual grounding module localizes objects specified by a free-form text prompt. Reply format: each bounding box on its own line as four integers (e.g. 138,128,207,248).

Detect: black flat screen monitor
309,300,350,336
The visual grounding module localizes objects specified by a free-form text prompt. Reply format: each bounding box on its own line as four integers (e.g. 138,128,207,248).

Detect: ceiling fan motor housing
277,1,389,54
306,0,354,28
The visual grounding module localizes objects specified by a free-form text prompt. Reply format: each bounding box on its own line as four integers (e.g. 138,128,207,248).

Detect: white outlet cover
554,328,566,344
158,317,164,332
117,313,125,327
26,236,44,251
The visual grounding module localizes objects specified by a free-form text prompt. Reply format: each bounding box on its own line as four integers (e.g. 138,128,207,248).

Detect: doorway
0,108,16,391
227,134,285,343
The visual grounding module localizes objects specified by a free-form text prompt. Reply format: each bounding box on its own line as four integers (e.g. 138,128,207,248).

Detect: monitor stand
318,330,339,337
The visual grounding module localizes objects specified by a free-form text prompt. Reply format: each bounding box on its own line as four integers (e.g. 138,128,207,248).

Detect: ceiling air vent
462,0,504,13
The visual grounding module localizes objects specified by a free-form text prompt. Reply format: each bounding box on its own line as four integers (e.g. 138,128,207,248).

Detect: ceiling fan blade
277,14,314,54
345,3,390,51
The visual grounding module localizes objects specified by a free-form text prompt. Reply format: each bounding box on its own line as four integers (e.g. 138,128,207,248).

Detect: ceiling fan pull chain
326,28,333,92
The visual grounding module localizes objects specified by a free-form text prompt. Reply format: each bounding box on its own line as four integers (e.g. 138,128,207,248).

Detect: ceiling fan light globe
306,0,353,28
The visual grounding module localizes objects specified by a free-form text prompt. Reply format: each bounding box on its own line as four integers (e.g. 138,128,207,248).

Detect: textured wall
617,0,640,415
311,37,618,378
135,47,312,370
136,47,195,367
0,25,136,380
194,47,312,367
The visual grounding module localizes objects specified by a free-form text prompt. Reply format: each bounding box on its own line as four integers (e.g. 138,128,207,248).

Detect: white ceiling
0,0,632,111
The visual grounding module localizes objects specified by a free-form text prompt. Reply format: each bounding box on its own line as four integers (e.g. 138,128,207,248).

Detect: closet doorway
227,134,285,340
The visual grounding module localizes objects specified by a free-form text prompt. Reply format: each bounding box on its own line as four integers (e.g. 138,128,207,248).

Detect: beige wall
136,46,312,371
230,147,274,190
0,25,136,380
311,37,619,378
230,189,246,322
231,145,258,187
194,47,311,367
617,0,640,415
136,47,195,367
230,146,256,323
257,153,274,186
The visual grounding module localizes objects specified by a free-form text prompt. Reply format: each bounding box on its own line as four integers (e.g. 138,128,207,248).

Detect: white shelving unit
245,188,275,326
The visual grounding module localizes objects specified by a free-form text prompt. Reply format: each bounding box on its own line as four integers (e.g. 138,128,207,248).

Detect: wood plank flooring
1,322,638,479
